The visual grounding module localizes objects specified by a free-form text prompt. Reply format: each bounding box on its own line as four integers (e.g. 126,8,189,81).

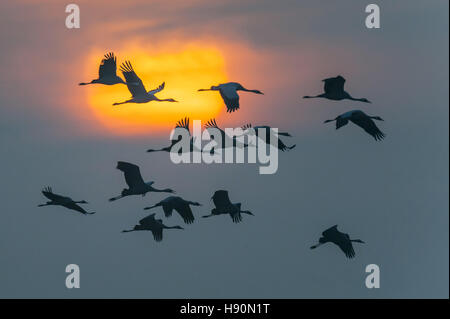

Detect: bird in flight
144,196,201,224
113,61,177,106
241,124,296,152
198,82,263,113
38,187,95,215
324,110,385,141
147,117,199,154
310,225,365,258
204,118,248,154
202,190,253,223
122,213,183,242
79,52,125,86
109,161,175,201
303,75,371,103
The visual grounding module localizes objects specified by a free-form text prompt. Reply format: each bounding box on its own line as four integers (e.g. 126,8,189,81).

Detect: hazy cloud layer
0,0,448,298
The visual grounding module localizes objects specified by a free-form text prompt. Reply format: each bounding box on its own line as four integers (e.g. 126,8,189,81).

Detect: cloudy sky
0,0,448,298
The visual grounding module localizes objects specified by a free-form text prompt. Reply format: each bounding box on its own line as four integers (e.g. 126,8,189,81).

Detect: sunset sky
0,0,448,298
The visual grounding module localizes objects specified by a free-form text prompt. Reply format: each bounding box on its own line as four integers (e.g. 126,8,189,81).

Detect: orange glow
83,44,228,135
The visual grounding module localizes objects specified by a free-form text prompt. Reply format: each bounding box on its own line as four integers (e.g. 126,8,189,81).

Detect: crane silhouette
79,52,125,86
109,161,175,201
310,225,365,258
113,61,178,106
241,123,296,152
204,119,248,154
202,190,253,223
147,117,199,154
303,75,371,103
324,110,385,141
122,213,183,242
198,82,263,113
38,187,95,215
144,196,201,224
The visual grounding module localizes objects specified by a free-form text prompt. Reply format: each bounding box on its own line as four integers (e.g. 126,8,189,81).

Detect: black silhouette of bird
109,161,174,201
241,123,296,152
113,61,177,105
310,225,365,258
144,196,201,224
122,213,183,242
147,117,198,154
79,52,125,86
38,187,95,215
204,118,248,154
303,75,371,103
202,190,253,223
198,82,263,113
324,110,385,141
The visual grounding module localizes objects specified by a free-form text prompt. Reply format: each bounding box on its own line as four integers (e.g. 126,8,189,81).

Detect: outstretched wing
151,228,163,242
204,119,225,133
99,52,117,78
116,161,146,189
139,213,156,226
336,117,349,129
323,75,345,95
230,210,243,223
336,234,356,259
42,187,70,202
162,205,174,218
119,61,147,97
175,203,195,224
322,225,339,237
212,190,233,209
175,117,190,135
350,112,385,141
220,85,240,112
148,82,165,95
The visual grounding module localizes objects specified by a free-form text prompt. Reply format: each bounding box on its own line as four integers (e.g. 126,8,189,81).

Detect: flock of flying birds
38,52,385,258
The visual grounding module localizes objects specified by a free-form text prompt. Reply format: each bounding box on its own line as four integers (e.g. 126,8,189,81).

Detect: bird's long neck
79,80,98,86
38,202,53,207
112,100,130,106
109,194,124,201
310,242,324,249
304,93,325,99
144,203,161,210
147,146,171,153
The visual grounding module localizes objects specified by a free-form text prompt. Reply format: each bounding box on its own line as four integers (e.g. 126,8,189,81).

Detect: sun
83,44,228,135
